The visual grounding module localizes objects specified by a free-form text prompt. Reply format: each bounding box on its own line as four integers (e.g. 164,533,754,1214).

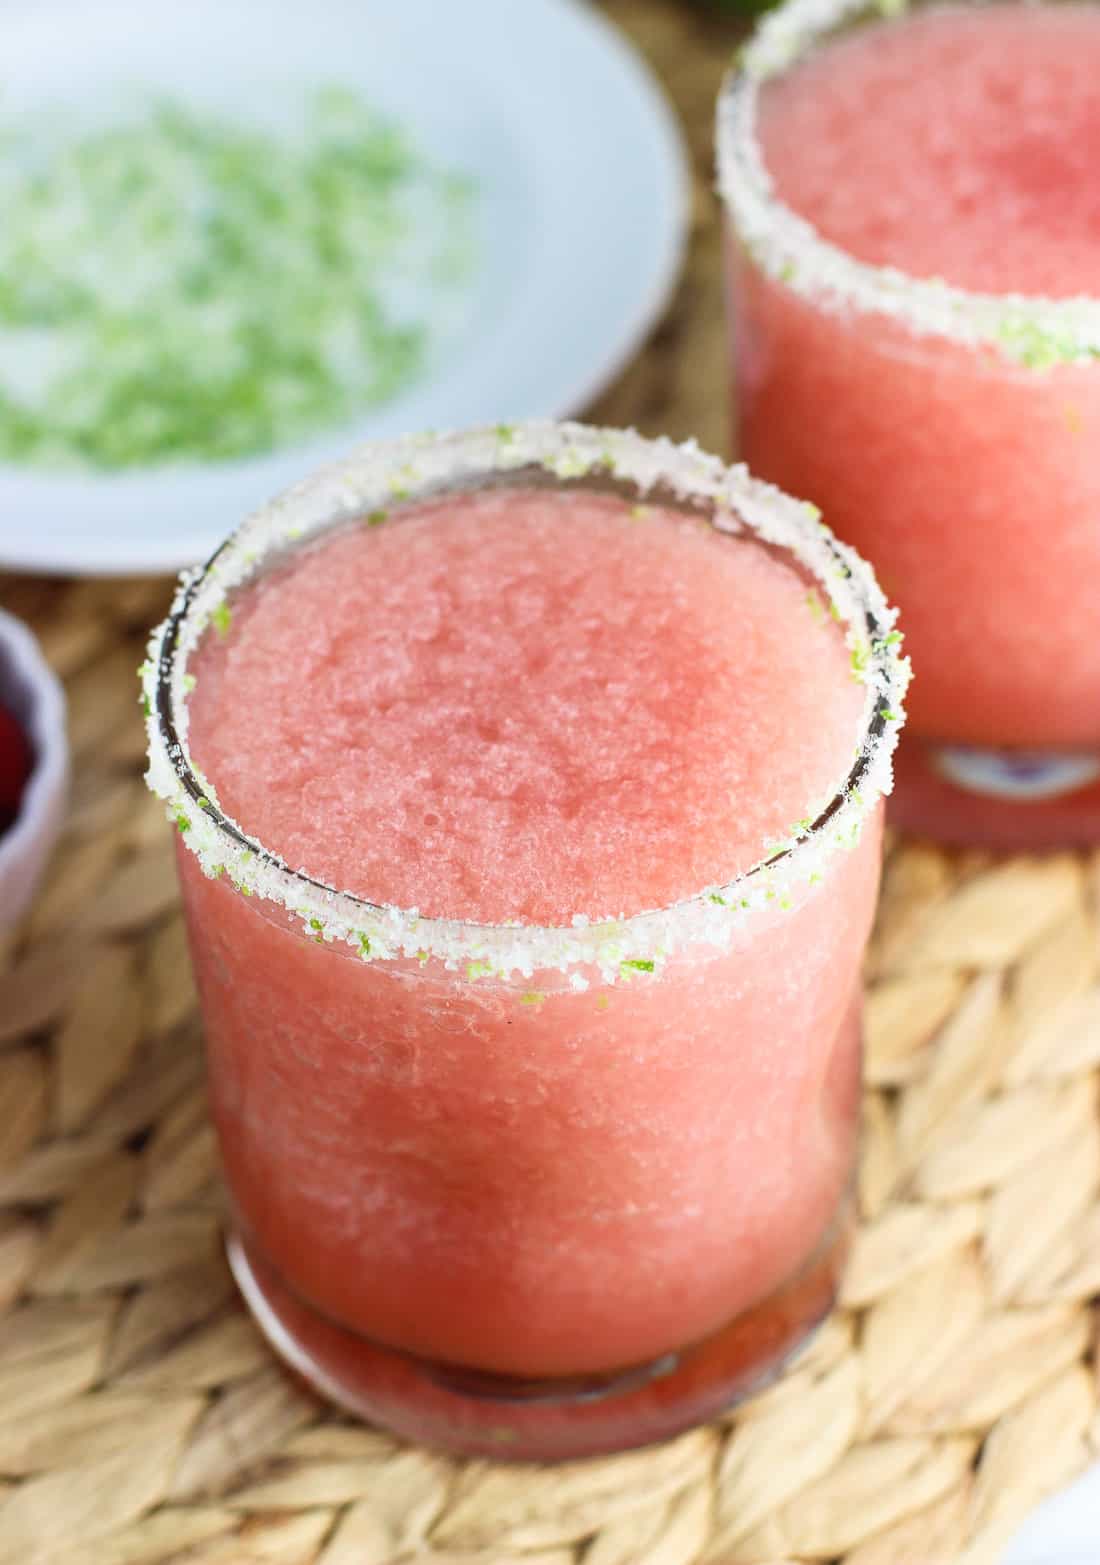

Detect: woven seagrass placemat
2,571,1099,1565
1,6,1098,1561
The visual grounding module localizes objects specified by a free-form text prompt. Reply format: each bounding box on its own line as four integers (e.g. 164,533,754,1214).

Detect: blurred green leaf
693,0,773,14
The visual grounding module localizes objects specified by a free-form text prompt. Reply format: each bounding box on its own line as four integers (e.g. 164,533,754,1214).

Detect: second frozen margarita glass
720,0,1100,847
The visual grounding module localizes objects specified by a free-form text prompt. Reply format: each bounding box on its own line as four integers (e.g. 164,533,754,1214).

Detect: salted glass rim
143,420,909,981
717,0,1100,367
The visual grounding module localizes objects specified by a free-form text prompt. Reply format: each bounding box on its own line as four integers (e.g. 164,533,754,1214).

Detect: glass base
226,1191,854,1462
891,738,1100,850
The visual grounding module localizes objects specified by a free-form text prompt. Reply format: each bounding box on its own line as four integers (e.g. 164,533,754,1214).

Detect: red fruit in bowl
0,703,33,827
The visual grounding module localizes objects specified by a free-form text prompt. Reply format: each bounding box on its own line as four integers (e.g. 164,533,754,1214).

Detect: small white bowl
0,609,69,931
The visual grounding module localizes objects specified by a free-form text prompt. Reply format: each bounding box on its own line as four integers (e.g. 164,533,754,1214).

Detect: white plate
0,0,688,576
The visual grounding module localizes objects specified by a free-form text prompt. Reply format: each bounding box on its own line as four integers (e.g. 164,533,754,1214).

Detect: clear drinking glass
143,424,907,1459
718,0,1100,848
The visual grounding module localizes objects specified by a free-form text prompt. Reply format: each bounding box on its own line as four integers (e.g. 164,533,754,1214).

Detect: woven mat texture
1,5,1099,1562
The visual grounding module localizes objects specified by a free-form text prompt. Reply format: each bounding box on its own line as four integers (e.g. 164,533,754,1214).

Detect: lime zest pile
0,88,478,470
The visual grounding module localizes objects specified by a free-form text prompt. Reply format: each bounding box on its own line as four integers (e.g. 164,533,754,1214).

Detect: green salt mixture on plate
0,88,477,470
